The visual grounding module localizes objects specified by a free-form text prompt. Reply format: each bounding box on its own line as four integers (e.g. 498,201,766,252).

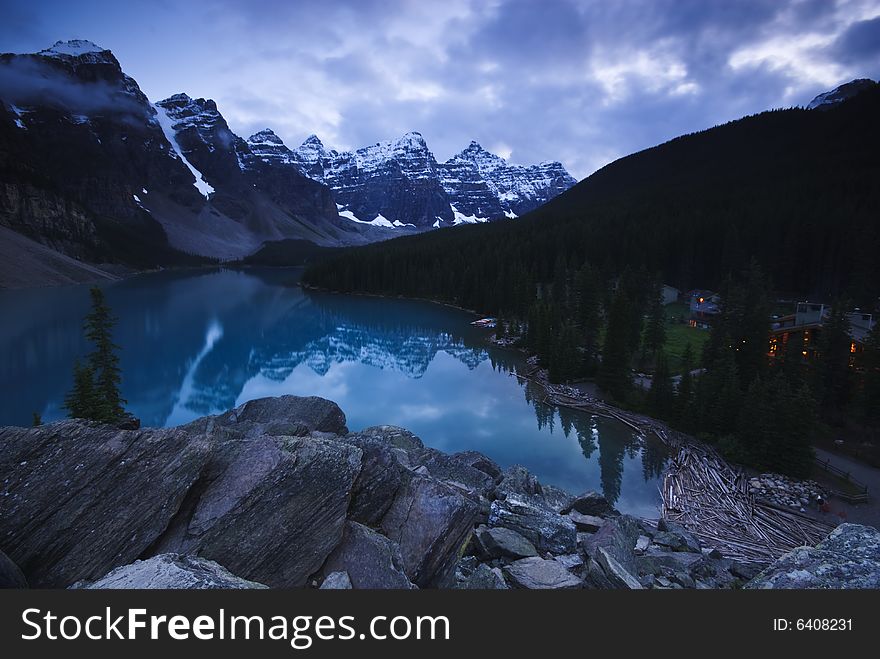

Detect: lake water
0,267,667,517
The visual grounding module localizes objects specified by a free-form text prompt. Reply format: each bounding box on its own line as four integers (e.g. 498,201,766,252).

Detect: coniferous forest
303,87,880,478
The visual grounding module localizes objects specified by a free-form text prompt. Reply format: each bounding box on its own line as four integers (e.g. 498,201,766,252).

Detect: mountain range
0,40,576,286
303,78,880,308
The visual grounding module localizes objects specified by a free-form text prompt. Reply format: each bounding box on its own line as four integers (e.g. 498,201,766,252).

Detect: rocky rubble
0,395,864,589
748,474,827,511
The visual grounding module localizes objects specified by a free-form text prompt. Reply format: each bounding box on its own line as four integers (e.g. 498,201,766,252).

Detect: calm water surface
0,267,667,517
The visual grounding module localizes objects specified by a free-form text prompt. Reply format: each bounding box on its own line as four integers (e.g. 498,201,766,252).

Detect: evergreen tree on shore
64,287,127,423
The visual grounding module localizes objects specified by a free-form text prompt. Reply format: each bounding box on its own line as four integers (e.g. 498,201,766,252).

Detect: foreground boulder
321,522,415,589
0,421,212,588
747,524,880,589
381,473,479,587
80,554,267,589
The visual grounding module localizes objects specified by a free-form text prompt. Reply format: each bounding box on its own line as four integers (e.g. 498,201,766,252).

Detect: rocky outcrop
79,554,268,589
0,394,866,590
0,421,212,588
746,524,880,589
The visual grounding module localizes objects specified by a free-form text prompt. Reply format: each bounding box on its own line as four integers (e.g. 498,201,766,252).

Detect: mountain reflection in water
0,267,667,516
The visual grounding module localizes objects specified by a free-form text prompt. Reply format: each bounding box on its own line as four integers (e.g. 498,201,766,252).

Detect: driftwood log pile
515,362,836,565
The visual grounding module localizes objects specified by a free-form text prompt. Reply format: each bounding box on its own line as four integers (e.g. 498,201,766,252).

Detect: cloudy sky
3,0,879,178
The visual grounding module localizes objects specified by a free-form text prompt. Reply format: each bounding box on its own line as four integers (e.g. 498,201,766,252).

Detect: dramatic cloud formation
2,0,878,178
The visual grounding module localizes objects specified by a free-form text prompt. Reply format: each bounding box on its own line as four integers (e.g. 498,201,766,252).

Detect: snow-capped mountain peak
38,40,107,59
807,78,876,110
247,128,294,165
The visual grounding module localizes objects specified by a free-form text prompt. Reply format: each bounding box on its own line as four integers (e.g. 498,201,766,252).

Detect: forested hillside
303,88,880,478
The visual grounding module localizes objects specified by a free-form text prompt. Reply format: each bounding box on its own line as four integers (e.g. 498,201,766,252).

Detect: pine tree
858,323,880,425
64,359,98,419
815,301,853,424
64,287,127,424
643,283,667,356
598,288,634,401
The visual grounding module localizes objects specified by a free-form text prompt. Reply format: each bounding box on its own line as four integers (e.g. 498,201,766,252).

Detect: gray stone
451,451,503,482
493,465,542,500
595,547,643,589
357,425,425,455
0,420,212,588
193,395,349,438
380,473,479,588
816,523,880,561
580,514,642,575
634,535,651,555
420,451,497,497
554,553,585,572
503,557,582,589
539,485,576,513
635,548,704,576
475,525,538,560
747,524,880,589
569,511,605,533
652,521,701,553
457,564,509,589
488,495,577,555
320,571,353,590
156,434,362,588
0,550,27,588
80,554,267,589
340,431,403,525
563,491,615,517
322,522,415,589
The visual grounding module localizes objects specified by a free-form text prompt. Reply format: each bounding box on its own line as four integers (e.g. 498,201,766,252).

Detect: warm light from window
851,342,856,354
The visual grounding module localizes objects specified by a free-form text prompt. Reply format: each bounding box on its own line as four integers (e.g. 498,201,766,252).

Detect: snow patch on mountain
152,103,214,198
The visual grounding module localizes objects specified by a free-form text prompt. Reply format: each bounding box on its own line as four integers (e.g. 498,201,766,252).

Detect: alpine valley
0,40,576,288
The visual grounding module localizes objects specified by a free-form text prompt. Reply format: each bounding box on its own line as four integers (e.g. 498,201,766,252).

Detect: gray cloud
0,57,148,118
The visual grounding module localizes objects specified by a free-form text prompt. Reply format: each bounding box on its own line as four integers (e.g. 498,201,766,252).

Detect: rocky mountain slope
0,40,388,282
0,394,869,590
807,77,877,110
281,132,576,229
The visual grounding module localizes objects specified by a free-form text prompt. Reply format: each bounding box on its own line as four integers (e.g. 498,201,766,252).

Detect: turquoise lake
0,267,667,517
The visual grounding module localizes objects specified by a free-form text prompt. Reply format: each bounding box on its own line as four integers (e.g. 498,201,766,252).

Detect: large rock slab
580,514,643,575
380,473,479,588
80,554,267,589
747,524,880,589
339,432,403,525
488,495,577,555
0,420,211,588
503,557,582,589
210,395,349,437
155,435,362,588
562,491,615,517
474,525,539,560
321,522,414,589
419,451,497,498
